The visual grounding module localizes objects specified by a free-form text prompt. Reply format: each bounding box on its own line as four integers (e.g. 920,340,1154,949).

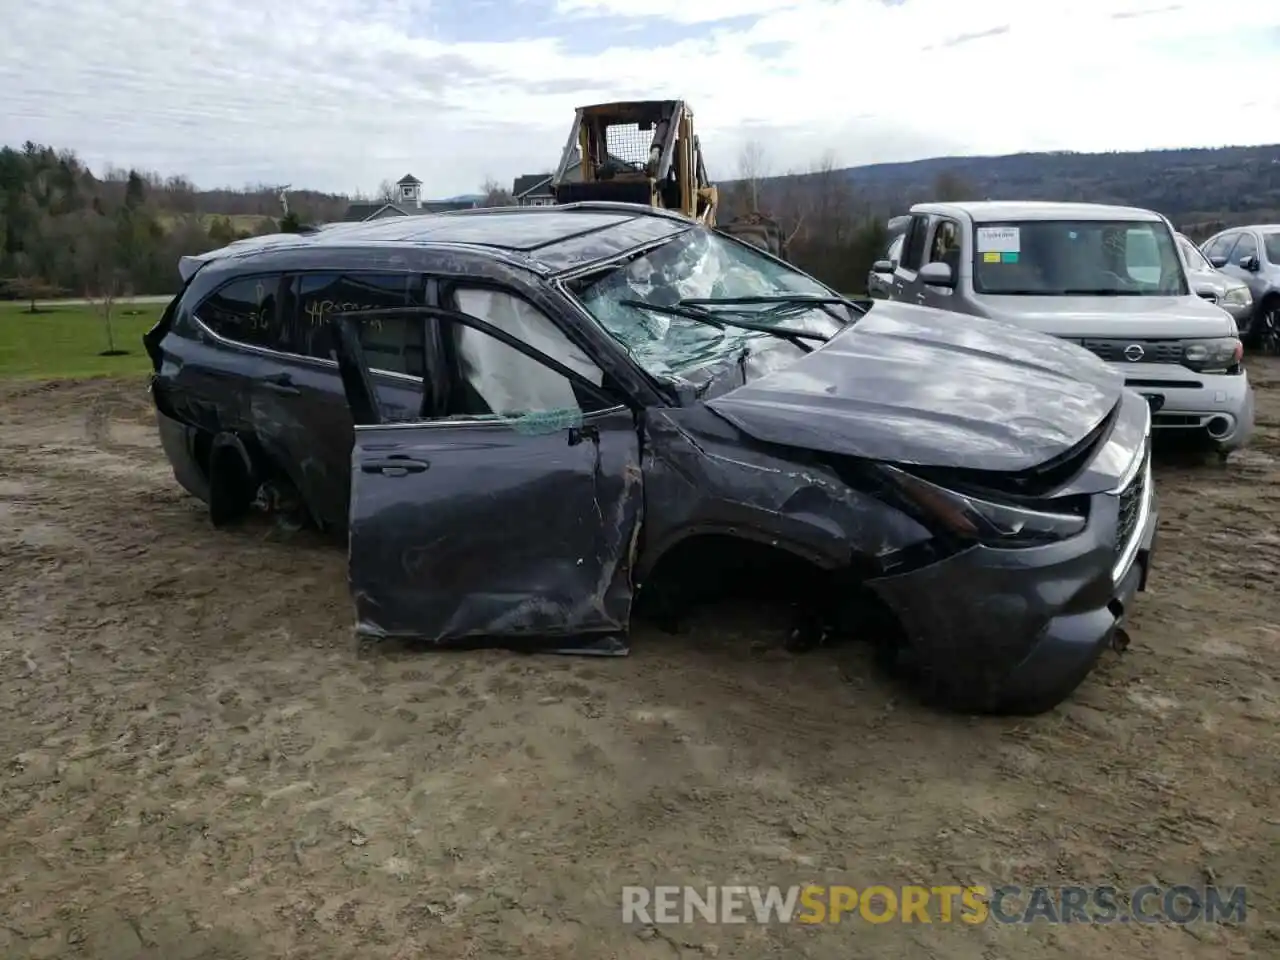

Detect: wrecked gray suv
144,202,1158,715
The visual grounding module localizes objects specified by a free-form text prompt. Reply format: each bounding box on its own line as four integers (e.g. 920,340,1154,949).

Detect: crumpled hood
976,294,1235,338
706,301,1125,472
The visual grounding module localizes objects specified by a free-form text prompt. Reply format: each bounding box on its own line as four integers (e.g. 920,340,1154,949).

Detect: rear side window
294,273,425,377
198,275,290,351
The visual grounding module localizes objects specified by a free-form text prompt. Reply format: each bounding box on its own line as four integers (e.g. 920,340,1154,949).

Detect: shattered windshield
570,228,852,379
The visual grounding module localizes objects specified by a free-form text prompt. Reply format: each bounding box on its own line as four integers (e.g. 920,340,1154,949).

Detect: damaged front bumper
868,460,1158,712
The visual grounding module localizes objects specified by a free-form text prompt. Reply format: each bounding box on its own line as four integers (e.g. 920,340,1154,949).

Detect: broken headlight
880,466,1088,548
1181,337,1243,374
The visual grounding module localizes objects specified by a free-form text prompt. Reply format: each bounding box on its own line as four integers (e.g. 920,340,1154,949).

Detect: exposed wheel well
634,532,905,647
192,429,213,478
207,437,256,527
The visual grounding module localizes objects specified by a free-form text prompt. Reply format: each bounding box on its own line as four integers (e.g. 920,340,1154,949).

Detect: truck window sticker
976,226,1020,254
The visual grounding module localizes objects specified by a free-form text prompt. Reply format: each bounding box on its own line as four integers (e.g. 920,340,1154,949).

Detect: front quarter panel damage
636,406,933,579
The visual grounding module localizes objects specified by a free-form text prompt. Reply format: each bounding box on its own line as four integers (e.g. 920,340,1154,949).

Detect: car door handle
262,373,300,395
360,456,430,475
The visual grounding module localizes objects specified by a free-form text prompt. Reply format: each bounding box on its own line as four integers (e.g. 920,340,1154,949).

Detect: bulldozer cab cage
551,100,718,224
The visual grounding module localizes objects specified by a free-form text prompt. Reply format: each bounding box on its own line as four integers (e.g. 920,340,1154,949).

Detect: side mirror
1194,282,1219,300
1208,255,1228,269
872,259,896,274
1240,255,1260,272
918,261,955,288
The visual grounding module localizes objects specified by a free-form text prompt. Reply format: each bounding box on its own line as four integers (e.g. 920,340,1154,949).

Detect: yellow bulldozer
549,99,793,260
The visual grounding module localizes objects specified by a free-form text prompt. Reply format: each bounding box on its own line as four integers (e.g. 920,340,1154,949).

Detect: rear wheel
207,436,257,527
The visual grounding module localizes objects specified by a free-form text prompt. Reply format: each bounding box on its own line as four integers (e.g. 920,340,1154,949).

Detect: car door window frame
338,299,627,430
289,270,430,384
192,270,430,382
192,269,445,421
925,218,962,266
191,272,294,354
898,215,930,275
887,234,904,265
1203,233,1235,261
1229,231,1258,265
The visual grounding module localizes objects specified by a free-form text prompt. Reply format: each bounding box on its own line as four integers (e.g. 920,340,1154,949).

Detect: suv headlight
1223,285,1252,307
879,466,1088,548
1182,337,1243,373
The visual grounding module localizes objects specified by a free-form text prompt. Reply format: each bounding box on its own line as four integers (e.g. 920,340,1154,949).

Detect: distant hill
729,144,1280,236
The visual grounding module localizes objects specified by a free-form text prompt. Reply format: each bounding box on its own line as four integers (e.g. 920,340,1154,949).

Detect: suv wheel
208,435,257,527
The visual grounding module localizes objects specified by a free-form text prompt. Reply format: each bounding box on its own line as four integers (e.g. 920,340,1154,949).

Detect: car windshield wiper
617,299,825,352
678,294,867,327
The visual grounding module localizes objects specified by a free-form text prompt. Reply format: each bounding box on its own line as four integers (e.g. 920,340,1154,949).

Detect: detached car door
329,289,644,644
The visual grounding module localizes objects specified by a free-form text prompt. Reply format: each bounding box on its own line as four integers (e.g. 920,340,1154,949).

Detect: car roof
910,201,1164,223
180,202,695,280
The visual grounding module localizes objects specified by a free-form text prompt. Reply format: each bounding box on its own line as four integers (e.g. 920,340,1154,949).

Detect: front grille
1082,339,1184,364
1113,448,1148,566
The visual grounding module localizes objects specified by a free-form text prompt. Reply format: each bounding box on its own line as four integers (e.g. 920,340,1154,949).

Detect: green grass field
0,302,163,378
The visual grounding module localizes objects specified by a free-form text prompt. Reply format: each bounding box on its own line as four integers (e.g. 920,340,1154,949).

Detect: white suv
873,201,1256,458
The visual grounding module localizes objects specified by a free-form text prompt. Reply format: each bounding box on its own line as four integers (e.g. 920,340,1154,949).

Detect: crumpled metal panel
347,408,643,643
707,301,1124,472
636,405,933,580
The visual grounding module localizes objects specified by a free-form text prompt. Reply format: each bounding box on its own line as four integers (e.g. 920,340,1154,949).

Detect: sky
1,0,1278,198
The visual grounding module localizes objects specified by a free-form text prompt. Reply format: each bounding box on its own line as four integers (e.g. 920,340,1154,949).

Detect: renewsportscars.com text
621,884,1246,925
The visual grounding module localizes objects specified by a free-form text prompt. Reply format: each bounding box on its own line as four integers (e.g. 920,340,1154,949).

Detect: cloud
0,0,1276,198
933,25,1011,49
1111,5,1183,20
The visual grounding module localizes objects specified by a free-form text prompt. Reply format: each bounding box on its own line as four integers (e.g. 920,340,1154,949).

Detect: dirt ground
1,363,1277,960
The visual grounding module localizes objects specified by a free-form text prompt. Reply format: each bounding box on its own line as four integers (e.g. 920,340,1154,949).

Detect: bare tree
762,149,889,294
0,275,64,313
738,139,770,211
800,151,857,244
85,273,128,355
377,179,396,203
480,177,514,208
